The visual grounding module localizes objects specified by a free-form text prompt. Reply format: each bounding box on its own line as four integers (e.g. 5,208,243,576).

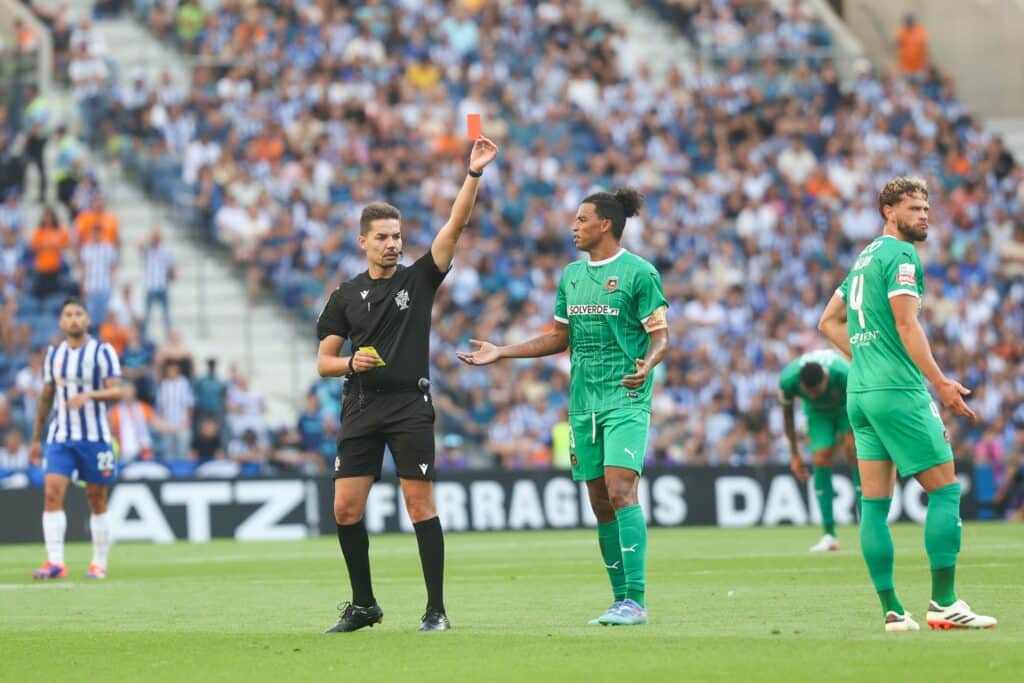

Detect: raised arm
456,323,569,366
890,294,976,420
818,293,852,360
430,137,499,272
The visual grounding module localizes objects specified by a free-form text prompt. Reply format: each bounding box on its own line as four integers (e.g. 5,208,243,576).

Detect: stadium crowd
2,1,1023,511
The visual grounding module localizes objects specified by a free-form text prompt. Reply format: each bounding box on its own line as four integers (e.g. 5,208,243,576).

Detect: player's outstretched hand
790,456,810,483
937,378,977,421
29,442,42,466
469,136,499,172
456,339,501,366
621,358,650,389
351,349,383,373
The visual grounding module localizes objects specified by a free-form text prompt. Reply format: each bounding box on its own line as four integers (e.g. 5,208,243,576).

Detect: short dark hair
60,297,86,314
878,176,928,220
581,188,644,240
799,362,825,388
360,202,401,234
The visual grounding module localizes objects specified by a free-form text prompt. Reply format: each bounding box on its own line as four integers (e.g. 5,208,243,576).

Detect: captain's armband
642,306,668,333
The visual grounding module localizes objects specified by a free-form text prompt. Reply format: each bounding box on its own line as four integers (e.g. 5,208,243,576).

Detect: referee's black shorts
334,389,436,481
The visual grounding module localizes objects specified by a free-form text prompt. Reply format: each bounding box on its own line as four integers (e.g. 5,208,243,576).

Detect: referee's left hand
621,359,650,389
351,350,383,373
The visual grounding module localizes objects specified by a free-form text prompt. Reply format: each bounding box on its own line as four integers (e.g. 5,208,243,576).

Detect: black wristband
468,168,483,178
348,355,355,374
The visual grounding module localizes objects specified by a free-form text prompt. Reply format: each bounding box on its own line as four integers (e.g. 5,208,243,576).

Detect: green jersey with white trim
554,250,667,415
778,349,849,413
836,234,926,393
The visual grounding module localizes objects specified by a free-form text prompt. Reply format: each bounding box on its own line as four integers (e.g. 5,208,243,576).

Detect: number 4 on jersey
849,274,866,328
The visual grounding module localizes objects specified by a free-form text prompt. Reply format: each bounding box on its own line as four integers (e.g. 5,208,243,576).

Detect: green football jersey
778,349,849,413
836,234,926,393
554,250,668,415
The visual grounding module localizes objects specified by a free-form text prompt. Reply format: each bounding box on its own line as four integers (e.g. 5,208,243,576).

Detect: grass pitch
1,523,1021,682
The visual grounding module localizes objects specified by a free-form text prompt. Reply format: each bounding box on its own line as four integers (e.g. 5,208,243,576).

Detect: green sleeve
554,269,568,323
635,267,669,321
778,360,801,404
836,271,851,301
884,247,921,299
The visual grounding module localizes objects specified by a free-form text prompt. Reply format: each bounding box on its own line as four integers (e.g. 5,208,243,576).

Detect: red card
466,113,482,141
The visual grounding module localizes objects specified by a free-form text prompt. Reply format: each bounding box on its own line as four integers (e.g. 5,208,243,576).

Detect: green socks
616,504,647,607
597,519,626,601
813,466,836,536
925,482,962,606
860,496,904,615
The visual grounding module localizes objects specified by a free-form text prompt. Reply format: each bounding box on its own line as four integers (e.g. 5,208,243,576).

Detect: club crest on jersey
395,289,409,310
604,276,619,293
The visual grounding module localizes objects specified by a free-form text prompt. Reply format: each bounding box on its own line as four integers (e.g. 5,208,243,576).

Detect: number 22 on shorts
97,450,115,470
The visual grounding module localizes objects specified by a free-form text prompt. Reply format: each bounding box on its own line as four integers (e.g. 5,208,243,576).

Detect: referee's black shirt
317,251,448,391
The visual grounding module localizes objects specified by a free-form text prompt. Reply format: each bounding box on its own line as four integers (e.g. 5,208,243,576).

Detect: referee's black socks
414,516,445,612
336,520,376,607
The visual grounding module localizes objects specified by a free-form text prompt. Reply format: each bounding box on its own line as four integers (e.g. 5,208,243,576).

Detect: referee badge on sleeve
604,276,619,293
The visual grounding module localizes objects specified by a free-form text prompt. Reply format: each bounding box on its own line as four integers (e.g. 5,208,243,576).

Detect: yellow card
358,346,386,367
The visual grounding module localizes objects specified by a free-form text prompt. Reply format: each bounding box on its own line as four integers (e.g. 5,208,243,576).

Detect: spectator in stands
99,311,131,356
191,416,225,462
109,382,166,462
141,227,174,338
296,392,323,459
226,373,266,439
11,350,44,428
156,360,194,460
0,126,26,198
0,429,30,483
68,42,110,145
155,329,193,377
108,282,141,329
0,272,29,353
895,13,929,77
192,358,226,424
54,126,85,212
22,85,50,202
79,223,118,330
0,397,16,445
227,427,269,471
28,206,69,297
120,324,157,403
75,194,120,248
69,172,101,221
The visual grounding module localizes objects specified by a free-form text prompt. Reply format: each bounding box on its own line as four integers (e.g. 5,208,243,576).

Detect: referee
317,136,498,633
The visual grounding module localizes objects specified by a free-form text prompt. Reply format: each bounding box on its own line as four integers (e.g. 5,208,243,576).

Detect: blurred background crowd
1,0,1021,515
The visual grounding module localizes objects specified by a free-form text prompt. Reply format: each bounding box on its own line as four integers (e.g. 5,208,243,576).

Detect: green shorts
568,408,650,481
805,407,851,453
847,389,953,477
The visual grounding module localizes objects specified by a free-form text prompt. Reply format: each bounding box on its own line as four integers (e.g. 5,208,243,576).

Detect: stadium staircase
51,3,318,424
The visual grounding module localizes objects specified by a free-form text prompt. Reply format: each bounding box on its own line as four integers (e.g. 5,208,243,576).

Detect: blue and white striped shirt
80,242,117,293
157,376,194,427
43,338,121,444
142,244,173,292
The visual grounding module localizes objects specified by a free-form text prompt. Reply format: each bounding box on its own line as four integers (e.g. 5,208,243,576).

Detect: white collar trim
587,249,627,267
